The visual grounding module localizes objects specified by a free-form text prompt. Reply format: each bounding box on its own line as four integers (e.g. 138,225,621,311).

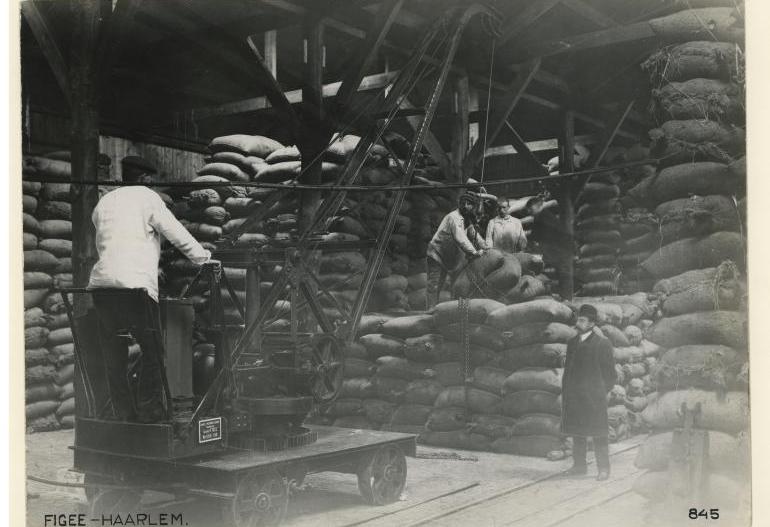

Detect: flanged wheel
223,470,288,527
309,335,344,404
357,445,407,505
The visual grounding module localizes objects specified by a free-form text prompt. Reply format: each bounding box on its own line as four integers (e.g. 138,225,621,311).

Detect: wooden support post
451,75,470,182
299,21,325,228
69,0,102,315
468,87,480,150
557,110,576,301
298,21,325,332
264,30,278,79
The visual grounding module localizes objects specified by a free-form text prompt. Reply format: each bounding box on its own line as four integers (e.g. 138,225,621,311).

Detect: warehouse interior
20,1,749,526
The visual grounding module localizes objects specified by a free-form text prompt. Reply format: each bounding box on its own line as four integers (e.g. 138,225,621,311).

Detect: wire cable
479,38,496,184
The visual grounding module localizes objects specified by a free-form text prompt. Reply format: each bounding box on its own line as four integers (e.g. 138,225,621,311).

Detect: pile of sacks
162,134,296,329
320,154,457,313
317,297,573,456
631,261,749,519
573,144,657,296
618,32,745,294
618,19,749,520
313,291,665,457
22,154,79,432
452,249,551,305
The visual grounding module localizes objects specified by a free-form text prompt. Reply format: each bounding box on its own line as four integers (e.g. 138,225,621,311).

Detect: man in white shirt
485,201,528,253
425,193,485,309
88,157,214,422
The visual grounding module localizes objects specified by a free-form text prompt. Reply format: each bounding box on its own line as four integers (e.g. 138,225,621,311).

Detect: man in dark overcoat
561,304,616,480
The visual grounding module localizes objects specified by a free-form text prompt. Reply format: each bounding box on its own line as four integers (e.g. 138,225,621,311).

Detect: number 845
689,508,720,520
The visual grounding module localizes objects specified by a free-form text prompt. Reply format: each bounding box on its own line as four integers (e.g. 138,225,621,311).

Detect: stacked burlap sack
617,25,745,296
452,249,551,305
316,289,673,457
574,149,624,296
321,154,454,313
161,133,401,336
413,299,511,451
162,133,322,330
632,262,749,520
571,144,658,295
23,154,79,432
327,298,573,457
323,163,412,313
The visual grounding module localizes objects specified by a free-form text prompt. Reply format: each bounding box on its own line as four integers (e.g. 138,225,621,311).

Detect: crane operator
87,156,217,422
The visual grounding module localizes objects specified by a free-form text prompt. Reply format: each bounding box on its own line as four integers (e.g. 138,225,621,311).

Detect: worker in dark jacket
561,304,616,480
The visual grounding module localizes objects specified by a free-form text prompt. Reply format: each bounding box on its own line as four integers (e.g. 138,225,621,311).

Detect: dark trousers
92,290,166,422
572,436,610,473
425,256,448,310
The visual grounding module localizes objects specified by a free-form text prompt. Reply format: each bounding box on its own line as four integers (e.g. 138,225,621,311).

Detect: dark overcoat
560,331,616,437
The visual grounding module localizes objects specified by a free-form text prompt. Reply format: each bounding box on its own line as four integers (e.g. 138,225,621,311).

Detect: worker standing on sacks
486,200,528,254
561,304,616,481
425,193,485,310
88,156,216,422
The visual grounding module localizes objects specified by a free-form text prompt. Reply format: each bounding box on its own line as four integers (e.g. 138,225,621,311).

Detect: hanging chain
460,297,471,382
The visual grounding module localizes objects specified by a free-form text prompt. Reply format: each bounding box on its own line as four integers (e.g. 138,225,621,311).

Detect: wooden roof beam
182,65,639,143
503,120,549,176
484,134,600,158
187,70,399,121
561,0,616,28
499,0,562,45
245,34,302,140
463,59,541,178
514,21,657,63
21,1,72,105
333,0,404,119
589,99,636,168
401,97,452,178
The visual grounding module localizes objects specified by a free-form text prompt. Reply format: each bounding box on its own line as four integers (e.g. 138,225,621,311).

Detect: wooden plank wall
25,110,205,182
97,135,205,182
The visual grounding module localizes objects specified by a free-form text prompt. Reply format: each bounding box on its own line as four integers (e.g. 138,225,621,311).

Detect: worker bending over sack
425,193,486,310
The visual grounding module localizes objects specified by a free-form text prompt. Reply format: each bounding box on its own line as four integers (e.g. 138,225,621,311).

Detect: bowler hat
578,304,598,322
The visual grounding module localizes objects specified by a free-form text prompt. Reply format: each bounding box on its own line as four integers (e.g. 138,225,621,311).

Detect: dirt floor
22,429,747,527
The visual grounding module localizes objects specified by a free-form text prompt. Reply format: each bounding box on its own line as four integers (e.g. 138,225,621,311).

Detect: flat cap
121,155,157,174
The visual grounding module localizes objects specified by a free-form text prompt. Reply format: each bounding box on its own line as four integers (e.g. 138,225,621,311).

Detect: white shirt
88,186,211,302
485,215,527,253
427,210,480,272
579,330,593,342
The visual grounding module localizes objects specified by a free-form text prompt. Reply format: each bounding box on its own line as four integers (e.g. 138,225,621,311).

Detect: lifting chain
459,297,472,414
